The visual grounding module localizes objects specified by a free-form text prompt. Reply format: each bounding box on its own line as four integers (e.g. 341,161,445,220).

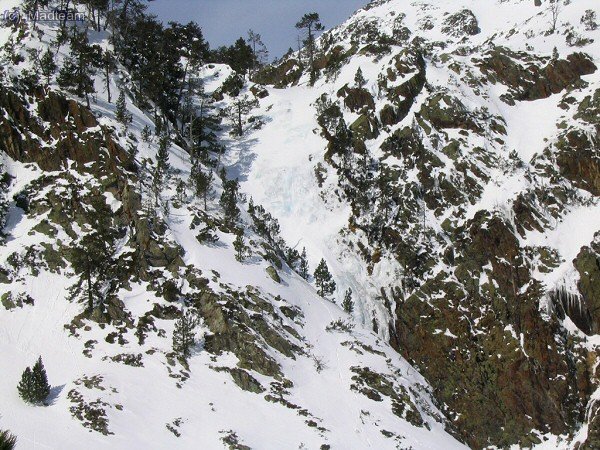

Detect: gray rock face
442,9,481,37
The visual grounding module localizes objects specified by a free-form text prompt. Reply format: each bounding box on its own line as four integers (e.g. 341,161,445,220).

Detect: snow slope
0,2,465,448
1,0,600,448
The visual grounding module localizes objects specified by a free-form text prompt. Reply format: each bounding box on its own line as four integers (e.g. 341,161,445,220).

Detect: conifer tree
226,95,258,136
24,0,49,29
175,179,186,204
17,356,50,405
314,259,336,297
295,12,325,85
102,50,115,103
0,429,17,450
220,179,241,225
233,230,249,262
151,133,171,204
116,89,133,129
299,247,310,280
247,29,268,77
70,197,118,314
156,133,171,174
0,165,9,244
190,159,213,210
57,29,102,108
40,48,57,87
172,310,199,361
141,125,152,142
354,67,366,88
581,10,597,31
342,288,354,314
17,367,36,404
32,357,50,402
225,37,254,76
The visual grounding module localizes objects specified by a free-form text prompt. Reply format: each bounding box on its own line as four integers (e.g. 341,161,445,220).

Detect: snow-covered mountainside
0,0,599,448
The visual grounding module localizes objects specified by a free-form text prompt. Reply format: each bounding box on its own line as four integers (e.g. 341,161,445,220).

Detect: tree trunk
105,64,111,103
86,264,93,311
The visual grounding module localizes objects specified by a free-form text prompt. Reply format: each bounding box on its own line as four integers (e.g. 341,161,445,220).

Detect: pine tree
0,429,17,450
23,0,49,29
102,50,115,103
157,134,171,174
31,357,50,403
190,159,213,210
151,134,171,204
116,89,133,129
233,230,248,262
342,288,354,314
222,37,254,76
57,29,102,108
175,179,186,204
17,357,50,405
17,367,36,404
581,10,598,31
0,165,9,244
314,258,336,297
70,197,118,314
141,125,152,142
299,247,309,280
220,179,241,225
247,29,268,77
127,142,138,162
295,13,325,85
40,48,57,87
226,95,258,136
172,310,199,361
354,67,366,88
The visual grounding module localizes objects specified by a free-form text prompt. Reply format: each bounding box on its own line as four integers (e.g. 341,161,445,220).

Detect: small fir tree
40,48,57,87
175,179,186,204
17,367,36,404
116,89,133,129
354,67,366,88
220,179,241,225
581,10,597,31
151,134,171,204
0,164,9,244
141,125,152,142
17,357,50,405
32,357,50,402
233,230,249,262
172,310,199,361
0,429,17,450
314,258,336,297
299,247,309,280
342,288,354,314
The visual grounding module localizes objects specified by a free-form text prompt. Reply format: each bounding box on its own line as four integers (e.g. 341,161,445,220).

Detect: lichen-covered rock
266,266,281,283
253,59,303,88
477,49,597,103
574,236,600,333
337,85,375,112
442,10,480,38
215,367,265,394
391,212,590,448
0,87,130,174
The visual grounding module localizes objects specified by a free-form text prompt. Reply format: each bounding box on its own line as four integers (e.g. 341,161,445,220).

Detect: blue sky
148,0,367,59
